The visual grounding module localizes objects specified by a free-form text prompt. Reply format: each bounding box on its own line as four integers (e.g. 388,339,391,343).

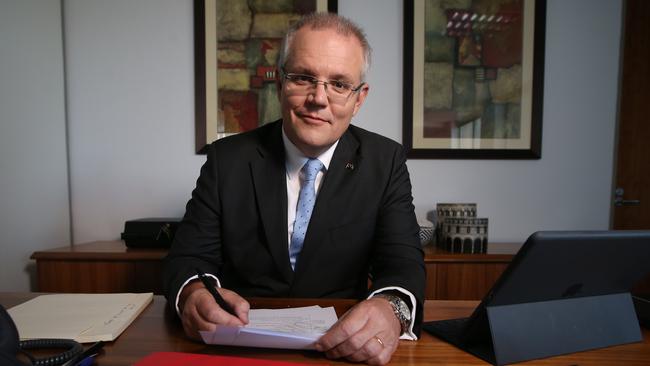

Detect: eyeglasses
281,67,365,104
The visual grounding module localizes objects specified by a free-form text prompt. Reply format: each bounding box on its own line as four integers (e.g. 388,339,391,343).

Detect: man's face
278,28,369,157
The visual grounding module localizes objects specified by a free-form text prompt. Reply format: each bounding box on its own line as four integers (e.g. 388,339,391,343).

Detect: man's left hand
315,297,401,365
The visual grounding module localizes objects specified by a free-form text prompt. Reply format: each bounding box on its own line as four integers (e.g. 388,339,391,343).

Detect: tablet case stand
633,294,650,328
459,292,642,365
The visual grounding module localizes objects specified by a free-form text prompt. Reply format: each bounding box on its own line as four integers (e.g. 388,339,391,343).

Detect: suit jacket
163,120,425,333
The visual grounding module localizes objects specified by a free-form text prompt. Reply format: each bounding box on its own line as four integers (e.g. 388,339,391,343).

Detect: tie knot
301,158,324,182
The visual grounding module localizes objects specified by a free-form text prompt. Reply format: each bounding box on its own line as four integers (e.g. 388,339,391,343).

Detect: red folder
134,351,324,366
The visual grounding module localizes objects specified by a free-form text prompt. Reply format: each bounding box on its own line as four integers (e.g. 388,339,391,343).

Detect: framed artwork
194,0,338,154
403,0,546,159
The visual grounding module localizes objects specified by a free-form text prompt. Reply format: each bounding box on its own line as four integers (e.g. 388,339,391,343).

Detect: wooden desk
2,293,649,365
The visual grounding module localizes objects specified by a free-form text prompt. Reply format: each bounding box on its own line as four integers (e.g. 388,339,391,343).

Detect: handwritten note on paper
8,293,153,343
199,305,338,350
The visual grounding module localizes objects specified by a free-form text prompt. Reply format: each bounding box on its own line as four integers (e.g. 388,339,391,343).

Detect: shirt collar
282,128,338,181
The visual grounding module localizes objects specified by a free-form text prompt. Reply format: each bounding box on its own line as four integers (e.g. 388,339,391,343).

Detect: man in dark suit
164,12,425,365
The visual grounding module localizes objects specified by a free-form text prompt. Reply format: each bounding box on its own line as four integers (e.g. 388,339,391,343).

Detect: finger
316,310,365,352
220,288,250,324
181,301,217,340
334,334,385,362
233,300,250,324
191,289,243,326
365,345,394,366
324,326,380,359
182,315,213,339
199,300,245,326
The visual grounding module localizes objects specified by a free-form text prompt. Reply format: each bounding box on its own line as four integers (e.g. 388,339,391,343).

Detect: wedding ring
373,336,384,347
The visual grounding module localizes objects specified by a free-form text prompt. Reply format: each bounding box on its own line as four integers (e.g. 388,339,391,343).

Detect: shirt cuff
174,273,221,316
368,286,418,340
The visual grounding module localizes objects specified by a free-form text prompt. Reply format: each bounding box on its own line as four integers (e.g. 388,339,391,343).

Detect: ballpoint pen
195,268,237,316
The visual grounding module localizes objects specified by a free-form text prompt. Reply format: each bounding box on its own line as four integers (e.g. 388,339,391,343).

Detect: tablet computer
424,230,650,365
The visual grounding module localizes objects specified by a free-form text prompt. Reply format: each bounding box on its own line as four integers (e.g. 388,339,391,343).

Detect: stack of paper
8,293,153,343
200,305,338,350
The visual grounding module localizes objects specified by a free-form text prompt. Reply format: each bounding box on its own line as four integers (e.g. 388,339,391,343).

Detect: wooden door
613,0,650,230
614,0,650,295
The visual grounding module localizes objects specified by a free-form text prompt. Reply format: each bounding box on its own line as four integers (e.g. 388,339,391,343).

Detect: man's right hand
178,280,250,340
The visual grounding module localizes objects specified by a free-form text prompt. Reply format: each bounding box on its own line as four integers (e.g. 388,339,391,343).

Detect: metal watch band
374,293,411,334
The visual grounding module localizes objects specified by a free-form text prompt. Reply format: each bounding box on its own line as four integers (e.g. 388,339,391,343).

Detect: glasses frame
280,67,365,101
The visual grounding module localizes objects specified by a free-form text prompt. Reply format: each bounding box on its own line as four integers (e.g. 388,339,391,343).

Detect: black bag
120,218,181,248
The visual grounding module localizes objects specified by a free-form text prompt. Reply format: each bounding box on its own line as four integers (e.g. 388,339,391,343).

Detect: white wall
64,0,204,243
0,0,70,291
0,0,622,293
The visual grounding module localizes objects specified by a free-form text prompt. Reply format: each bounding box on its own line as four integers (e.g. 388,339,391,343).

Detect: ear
352,83,370,117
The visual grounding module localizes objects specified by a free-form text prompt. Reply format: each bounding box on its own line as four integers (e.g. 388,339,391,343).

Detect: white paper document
8,293,153,343
199,305,338,350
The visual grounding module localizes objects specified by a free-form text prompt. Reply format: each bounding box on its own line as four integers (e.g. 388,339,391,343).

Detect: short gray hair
277,12,372,81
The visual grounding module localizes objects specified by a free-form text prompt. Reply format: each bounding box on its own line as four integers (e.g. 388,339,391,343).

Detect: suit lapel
250,122,294,283
294,129,361,274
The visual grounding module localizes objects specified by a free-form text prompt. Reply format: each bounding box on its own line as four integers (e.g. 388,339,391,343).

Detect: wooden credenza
31,241,520,299
423,244,517,300
31,241,167,295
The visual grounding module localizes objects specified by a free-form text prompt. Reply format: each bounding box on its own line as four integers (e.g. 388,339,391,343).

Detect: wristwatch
374,293,412,334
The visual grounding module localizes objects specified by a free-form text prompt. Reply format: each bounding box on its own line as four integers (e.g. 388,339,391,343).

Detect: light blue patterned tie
289,158,324,270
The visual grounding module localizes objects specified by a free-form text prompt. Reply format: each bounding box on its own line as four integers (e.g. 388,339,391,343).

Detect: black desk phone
0,304,85,366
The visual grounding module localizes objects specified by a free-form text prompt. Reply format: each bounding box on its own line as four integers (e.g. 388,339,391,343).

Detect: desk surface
2,293,649,365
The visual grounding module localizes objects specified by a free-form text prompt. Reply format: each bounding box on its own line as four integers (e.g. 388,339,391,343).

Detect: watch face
375,294,411,332
390,297,409,318
400,302,412,321
398,301,411,321
390,297,410,331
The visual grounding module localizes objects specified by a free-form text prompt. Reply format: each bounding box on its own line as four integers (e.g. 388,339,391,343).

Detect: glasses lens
291,74,316,86
328,81,351,95
284,72,358,104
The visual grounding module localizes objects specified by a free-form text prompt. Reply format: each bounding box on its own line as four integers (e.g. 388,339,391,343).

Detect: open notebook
8,293,153,343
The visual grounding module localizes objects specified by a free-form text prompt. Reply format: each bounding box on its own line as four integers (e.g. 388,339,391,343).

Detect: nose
307,82,329,106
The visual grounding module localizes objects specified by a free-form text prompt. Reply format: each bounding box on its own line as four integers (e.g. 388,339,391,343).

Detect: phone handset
1,305,84,366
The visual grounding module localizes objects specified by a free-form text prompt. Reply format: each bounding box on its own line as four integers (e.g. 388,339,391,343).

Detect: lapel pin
345,162,355,170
